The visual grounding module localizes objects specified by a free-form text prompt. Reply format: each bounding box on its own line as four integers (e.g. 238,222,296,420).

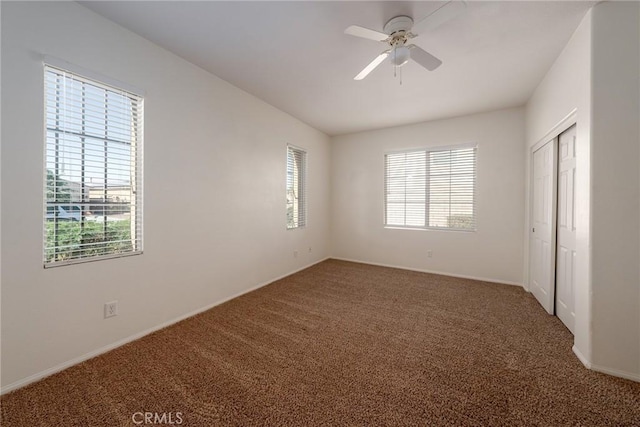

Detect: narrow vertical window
384,145,476,230
286,145,307,229
44,65,143,266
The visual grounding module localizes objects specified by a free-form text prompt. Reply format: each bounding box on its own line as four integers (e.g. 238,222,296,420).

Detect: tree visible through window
286,146,307,229
44,65,143,266
384,145,476,230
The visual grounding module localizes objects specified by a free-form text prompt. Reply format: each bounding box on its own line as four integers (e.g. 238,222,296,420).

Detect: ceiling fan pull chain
393,47,397,78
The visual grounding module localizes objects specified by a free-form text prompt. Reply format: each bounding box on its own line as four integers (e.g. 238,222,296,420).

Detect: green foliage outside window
45,220,133,262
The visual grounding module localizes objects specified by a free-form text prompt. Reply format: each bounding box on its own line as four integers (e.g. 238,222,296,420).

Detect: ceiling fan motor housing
383,16,414,36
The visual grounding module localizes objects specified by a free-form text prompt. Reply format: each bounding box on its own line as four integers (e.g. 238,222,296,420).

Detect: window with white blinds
44,65,143,266
286,146,307,229
384,145,477,231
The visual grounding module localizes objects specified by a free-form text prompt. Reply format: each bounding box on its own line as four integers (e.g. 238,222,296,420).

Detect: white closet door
530,139,557,314
555,125,577,333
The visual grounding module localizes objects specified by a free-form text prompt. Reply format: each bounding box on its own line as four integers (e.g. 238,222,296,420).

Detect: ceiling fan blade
409,46,442,71
412,1,467,35
345,25,389,42
354,51,390,80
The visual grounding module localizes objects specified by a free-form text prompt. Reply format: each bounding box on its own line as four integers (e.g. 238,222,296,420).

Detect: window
384,145,476,230
286,145,307,229
44,65,143,266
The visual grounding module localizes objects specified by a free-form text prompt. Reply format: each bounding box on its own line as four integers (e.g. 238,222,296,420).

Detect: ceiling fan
344,1,467,80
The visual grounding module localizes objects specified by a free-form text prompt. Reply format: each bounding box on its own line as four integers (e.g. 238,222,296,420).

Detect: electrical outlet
104,301,118,319
427,250,433,258
293,250,298,258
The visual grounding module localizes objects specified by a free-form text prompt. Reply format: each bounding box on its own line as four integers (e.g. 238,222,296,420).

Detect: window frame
286,144,307,230
43,61,144,268
384,143,477,232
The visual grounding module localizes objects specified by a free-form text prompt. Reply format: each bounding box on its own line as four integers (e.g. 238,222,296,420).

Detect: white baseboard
331,257,523,287
0,257,330,395
573,343,640,383
589,365,640,383
572,345,592,368
585,357,640,383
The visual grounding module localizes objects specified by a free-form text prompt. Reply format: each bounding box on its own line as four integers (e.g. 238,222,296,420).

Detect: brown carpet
2,259,639,426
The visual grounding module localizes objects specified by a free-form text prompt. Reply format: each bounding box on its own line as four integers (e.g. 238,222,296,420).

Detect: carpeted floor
2,259,639,426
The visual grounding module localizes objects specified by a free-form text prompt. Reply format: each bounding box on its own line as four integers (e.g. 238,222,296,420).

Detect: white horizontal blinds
286,146,307,229
384,145,476,230
427,146,476,230
385,151,427,227
44,65,143,265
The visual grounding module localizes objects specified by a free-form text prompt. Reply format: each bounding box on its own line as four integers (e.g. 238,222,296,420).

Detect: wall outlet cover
104,301,118,318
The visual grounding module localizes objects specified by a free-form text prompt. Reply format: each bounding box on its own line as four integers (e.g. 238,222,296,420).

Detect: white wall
331,108,525,285
524,10,592,367
0,1,331,391
589,1,639,380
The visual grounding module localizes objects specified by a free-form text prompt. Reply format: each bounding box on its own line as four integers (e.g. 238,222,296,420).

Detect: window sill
383,226,476,233
44,251,143,268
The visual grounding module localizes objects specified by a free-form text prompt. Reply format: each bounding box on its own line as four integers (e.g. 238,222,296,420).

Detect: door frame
528,109,577,315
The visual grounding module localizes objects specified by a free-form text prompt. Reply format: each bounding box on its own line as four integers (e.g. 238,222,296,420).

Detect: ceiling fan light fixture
391,46,410,67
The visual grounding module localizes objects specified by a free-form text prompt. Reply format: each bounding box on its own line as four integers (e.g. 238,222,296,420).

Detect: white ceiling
80,1,592,136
